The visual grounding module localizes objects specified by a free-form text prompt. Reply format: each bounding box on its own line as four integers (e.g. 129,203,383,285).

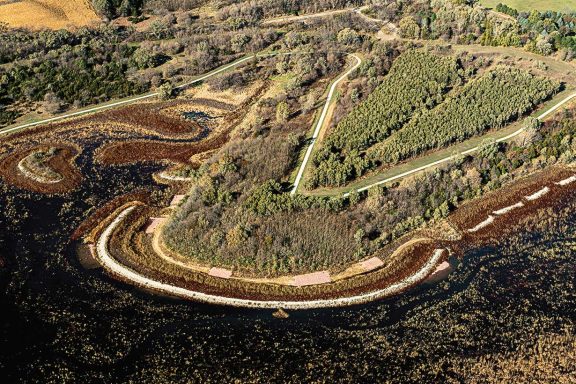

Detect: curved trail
291,54,362,194
262,7,356,25
96,206,446,309
0,56,255,136
5,12,575,308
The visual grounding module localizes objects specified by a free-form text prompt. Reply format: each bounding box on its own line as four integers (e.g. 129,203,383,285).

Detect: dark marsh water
1,145,575,383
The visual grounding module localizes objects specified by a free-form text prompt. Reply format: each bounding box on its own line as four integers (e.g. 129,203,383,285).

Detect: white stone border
467,215,495,233
555,175,576,186
525,187,550,201
493,202,524,216
17,156,63,184
96,206,445,309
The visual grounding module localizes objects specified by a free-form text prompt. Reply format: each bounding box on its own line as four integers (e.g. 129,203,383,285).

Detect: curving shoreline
92,167,576,309
96,205,446,309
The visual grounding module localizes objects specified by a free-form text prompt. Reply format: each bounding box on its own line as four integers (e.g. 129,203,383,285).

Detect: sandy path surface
291,54,362,194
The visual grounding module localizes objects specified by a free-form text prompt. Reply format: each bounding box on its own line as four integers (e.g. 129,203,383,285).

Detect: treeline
217,0,363,24
0,26,136,65
371,67,561,164
92,0,211,19
369,0,576,60
0,32,146,126
92,0,144,18
309,50,462,188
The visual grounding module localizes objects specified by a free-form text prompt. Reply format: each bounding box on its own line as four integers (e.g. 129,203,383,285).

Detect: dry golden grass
187,80,267,106
0,0,99,30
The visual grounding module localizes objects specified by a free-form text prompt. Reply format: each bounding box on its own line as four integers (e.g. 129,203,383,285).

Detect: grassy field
481,0,576,13
0,0,99,30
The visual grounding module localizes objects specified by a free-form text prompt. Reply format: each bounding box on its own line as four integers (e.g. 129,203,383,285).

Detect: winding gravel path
0,56,255,136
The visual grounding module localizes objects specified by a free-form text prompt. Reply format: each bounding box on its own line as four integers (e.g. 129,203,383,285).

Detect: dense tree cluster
216,0,363,24
371,67,560,164
309,50,461,187
0,29,145,126
92,0,144,18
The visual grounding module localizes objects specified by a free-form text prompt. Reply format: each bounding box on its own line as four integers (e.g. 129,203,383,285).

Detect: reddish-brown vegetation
95,83,268,165
449,166,576,256
94,134,231,164
0,144,82,194
101,101,214,137
71,190,152,241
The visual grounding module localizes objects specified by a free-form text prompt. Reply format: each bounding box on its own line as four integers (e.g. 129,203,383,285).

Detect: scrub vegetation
2,0,576,382
371,66,560,164
18,148,63,183
310,50,461,187
163,103,576,276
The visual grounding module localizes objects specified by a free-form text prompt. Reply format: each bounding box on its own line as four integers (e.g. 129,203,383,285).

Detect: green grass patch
481,0,576,13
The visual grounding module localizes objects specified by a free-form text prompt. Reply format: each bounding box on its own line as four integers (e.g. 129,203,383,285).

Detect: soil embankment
0,144,82,194
89,165,576,307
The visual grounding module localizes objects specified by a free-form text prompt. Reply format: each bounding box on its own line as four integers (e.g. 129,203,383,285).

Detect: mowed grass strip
480,0,576,13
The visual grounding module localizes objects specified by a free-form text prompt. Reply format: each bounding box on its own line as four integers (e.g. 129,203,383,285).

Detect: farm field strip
0,0,99,30
96,205,446,309
480,0,576,13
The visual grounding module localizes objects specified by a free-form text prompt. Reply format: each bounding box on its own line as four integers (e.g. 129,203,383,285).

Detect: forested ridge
309,50,462,188
371,66,561,164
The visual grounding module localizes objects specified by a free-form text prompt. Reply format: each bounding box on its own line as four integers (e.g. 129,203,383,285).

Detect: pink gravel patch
170,195,186,207
433,261,450,274
426,261,452,282
360,257,384,272
145,217,166,234
292,271,331,287
209,267,233,279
